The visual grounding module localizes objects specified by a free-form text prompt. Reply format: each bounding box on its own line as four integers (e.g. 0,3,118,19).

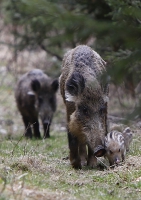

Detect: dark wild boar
15,69,58,139
59,45,109,169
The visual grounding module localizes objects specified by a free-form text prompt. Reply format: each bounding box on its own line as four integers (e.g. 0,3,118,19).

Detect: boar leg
79,144,87,166
43,123,50,138
87,147,97,168
68,131,81,169
22,116,32,138
33,120,41,138
104,103,108,135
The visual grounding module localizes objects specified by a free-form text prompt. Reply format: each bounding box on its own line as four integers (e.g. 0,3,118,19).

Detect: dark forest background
0,0,141,119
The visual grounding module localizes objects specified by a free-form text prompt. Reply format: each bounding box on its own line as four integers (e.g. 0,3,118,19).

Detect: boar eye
78,105,89,116
49,97,54,103
109,150,113,154
82,107,89,115
99,105,106,115
38,96,43,104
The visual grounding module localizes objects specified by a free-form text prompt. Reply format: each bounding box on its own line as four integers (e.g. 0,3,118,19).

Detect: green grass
0,130,141,200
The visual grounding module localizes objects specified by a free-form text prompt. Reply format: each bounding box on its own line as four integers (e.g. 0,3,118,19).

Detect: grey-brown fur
59,45,109,169
15,69,58,139
122,127,133,152
104,127,133,166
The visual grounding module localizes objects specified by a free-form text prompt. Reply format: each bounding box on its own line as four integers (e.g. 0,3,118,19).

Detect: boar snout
115,158,121,165
43,119,51,138
109,156,122,167
94,145,106,157
43,119,51,126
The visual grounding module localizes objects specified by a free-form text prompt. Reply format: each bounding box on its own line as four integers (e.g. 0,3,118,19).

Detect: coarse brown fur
59,45,109,169
15,69,58,139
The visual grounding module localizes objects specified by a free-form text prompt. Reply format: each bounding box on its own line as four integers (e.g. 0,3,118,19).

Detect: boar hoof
81,159,87,166
71,159,82,169
87,156,97,168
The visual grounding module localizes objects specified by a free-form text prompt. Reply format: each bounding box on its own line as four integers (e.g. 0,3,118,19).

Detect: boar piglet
104,127,133,167
15,69,58,139
59,45,109,169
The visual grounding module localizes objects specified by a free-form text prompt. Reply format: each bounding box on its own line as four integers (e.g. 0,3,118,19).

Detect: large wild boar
59,45,109,169
15,69,58,139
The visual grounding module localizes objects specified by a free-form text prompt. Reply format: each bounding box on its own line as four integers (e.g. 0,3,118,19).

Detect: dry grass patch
0,183,73,200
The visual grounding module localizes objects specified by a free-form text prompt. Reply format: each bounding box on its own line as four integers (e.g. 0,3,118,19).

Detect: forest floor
0,39,141,200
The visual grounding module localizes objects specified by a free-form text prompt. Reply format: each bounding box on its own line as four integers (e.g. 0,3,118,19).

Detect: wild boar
15,69,58,139
122,127,133,152
59,45,109,169
104,127,133,166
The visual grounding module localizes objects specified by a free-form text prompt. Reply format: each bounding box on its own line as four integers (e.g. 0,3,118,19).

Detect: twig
95,156,109,169
11,123,32,156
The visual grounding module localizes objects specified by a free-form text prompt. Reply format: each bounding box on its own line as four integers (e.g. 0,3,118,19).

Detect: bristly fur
104,127,133,166
105,130,125,148
59,45,108,169
15,69,58,139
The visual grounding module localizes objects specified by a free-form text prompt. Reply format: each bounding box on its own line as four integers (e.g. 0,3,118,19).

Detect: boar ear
123,127,131,134
94,145,106,157
31,79,41,92
65,72,85,102
51,79,59,92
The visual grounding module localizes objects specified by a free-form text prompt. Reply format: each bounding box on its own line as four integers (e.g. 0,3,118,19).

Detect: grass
0,53,141,199
1,128,141,200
